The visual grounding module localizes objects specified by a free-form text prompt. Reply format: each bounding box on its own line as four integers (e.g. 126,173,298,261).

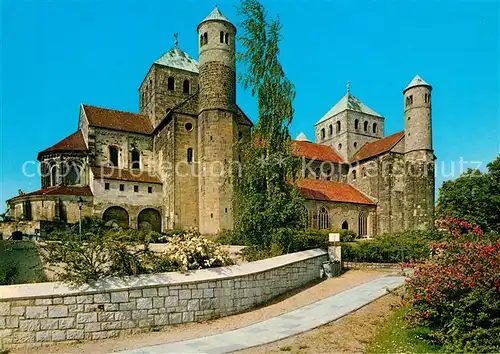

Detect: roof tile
296,178,375,205
83,105,153,135
352,131,405,162
13,186,93,199
317,93,382,125
91,166,162,184
292,141,344,163
38,130,87,156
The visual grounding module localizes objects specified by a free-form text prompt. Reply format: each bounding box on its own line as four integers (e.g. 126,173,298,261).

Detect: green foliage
366,305,441,354
232,0,305,255
0,241,46,284
0,208,12,222
341,229,444,263
437,155,500,233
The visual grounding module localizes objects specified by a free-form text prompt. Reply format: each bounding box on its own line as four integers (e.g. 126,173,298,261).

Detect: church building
6,7,435,237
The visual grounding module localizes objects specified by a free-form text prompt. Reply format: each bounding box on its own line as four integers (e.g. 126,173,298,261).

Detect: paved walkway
117,275,405,354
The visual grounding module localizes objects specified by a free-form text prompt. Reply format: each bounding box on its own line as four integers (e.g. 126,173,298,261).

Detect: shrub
288,228,329,252
405,220,500,352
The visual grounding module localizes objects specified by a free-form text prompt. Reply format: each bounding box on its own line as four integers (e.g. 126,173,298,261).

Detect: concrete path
117,275,405,354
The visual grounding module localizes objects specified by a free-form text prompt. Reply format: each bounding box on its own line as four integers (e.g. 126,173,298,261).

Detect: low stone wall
0,249,327,350
343,261,402,270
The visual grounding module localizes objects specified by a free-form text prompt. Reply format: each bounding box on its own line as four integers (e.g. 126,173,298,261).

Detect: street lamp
77,197,84,237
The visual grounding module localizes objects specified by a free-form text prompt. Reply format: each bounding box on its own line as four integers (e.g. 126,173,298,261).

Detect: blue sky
1,0,499,212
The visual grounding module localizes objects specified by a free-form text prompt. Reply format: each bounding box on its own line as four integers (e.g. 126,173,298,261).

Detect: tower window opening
134,185,139,193
119,184,125,191
225,33,229,44
109,146,119,167
363,121,368,132
352,169,357,181
315,168,320,179
187,148,193,164
425,93,431,103
183,79,190,94
185,122,193,132
338,143,342,151
328,124,333,136
203,32,208,45
200,34,203,46
131,149,140,169
336,121,341,133
320,128,325,140
23,201,32,221
220,31,224,43
354,119,359,130
105,183,110,190
354,142,358,148
148,186,153,193
373,122,378,134
406,95,413,106
167,77,175,91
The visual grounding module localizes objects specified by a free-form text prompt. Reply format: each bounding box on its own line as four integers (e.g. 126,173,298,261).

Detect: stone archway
103,206,129,228
137,208,162,232
342,221,349,230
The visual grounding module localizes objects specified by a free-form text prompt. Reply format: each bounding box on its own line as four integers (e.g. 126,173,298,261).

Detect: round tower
197,6,236,112
197,7,237,235
403,75,435,230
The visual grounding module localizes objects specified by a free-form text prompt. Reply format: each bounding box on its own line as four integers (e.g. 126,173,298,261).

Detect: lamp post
77,197,84,238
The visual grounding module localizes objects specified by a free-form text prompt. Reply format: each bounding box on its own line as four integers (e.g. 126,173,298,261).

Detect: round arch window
185,122,193,132
354,142,358,148
338,143,342,150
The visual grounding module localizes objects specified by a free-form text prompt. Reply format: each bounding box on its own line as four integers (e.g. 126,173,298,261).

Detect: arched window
362,167,366,178
138,208,162,232
225,33,229,44
336,121,341,133
66,162,81,185
131,149,140,169
315,167,320,179
103,206,129,228
318,207,330,230
352,169,357,181
203,32,208,45
51,164,58,186
358,212,368,237
23,201,32,221
109,146,119,167
342,221,349,230
328,124,333,136
321,128,325,140
167,77,175,91
373,122,377,134
183,79,190,95
200,34,203,46
354,119,359,130
338,143,342,151
364,121,368,132
187,148,193,164
220,31,224,43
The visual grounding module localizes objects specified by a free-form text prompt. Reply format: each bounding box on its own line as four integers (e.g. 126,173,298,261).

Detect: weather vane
346,81,351,94
174,33,179,47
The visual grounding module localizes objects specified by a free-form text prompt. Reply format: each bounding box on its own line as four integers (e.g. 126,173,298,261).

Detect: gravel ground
16,270,389,354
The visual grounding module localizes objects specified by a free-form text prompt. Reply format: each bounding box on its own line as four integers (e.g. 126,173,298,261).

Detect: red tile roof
352,131,405,162
296,178,375,205
11,186,93,200
91,166,162,184
83,105,153,135
38,130,87,157
292,141,344,163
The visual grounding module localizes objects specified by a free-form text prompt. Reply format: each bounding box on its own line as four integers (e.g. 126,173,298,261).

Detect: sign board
329,233,340,243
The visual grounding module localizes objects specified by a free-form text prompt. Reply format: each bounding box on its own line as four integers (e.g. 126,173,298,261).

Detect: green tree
437,155,500,233
232,0,305,253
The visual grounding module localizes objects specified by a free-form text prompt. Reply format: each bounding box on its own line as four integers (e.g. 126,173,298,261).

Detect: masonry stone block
165,296,178,308
26,306,47,319
5,316,19,328
152,297,164,309
119,301,136,311
179,290,191,299
191,289,203,299
131,310,148,320
187,299,199,311
169,313,182,324
154,314,169,326
12,331,36,344
51,330,67,341
114,311,131,321
40,318,59,330
94,293,111,303
101,321,121,331
104,303,119,311
35,331,51,342
97,312,115,322
63,296,76,305
76,313,97,324
34,298,52,306
66,329,84,340
129,290,142,298
48,305,69,318
0,303,10,316
158,287,169,296
58,317,75,329
84,323,101,332
142,288,158,297
52,297,64,305
136,298,152,310
111,291,129,303
76,295,93,304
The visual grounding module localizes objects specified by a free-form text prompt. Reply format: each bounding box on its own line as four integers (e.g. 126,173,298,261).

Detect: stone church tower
403,75,435,230
197,8,237,234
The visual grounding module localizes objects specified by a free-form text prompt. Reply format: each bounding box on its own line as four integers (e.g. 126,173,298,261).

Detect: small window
225,33,229,44
238,131,243,139
328,124,333,136
185,122,193,131
220,31,224,43
362,167,366,177
148,186,153,193
105,183,110,190
119,184,124,191
167,77,175,91
352,169,357,181
200,34,203,46
210,213,213,218
321,128,325,140
315,167,320,179
364,121,368,132
354,142,358,148
373,122,377,134
109,146,119,167
131,149,140,169
187,148,193,164
354,119,359,130
338,143,342,150
336,121,341,133
408,116,411,121
406,95,413,106
203,32,208,45
134,185,139,193
23,201,32,221
225,208,228,213
183,79,190,95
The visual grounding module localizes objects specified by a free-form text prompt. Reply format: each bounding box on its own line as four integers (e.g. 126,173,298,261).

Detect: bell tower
403,75,435,230
197,7,237,235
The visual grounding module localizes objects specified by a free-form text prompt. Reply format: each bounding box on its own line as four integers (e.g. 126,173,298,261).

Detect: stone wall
0,249,327,350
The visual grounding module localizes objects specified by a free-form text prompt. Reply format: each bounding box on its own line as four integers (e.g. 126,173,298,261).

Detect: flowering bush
405,219,500,352
154,229,233,272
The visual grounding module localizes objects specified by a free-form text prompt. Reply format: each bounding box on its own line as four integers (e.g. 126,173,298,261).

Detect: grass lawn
365,305,442,354
0,240,47,284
